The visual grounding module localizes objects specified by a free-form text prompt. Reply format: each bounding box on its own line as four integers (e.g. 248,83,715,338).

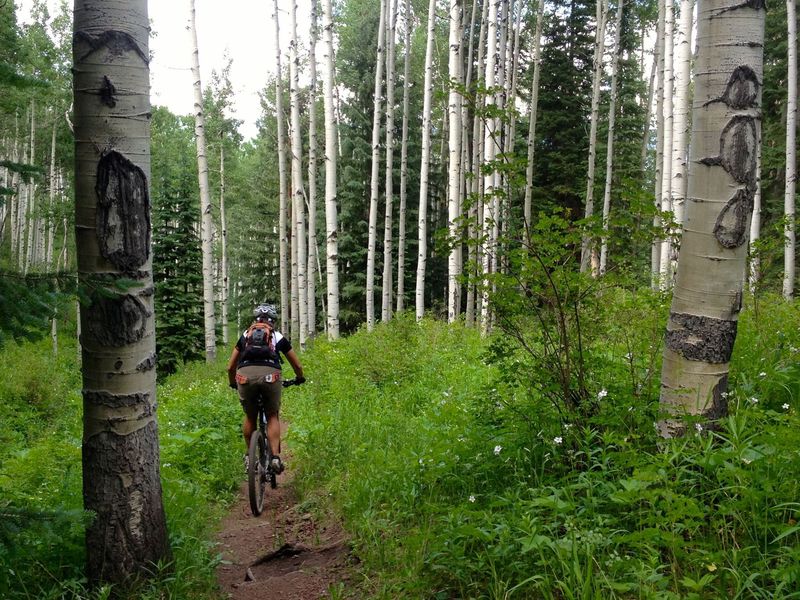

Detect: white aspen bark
73,0,169,581
415,0,437,321
47,119,57,268
273,0,291,337
480,0,500,334
308,0,319,336
658,0,675,285
580,0,607,274
190,0,217,361
748,148,762,292
220,139,229,345
383,0,399,322
367,0,387,331
461,0,478,325
447,0,463,323
651,1,666,287
289,0,308,346
599,0,624,274
783,0,797,299
10,115,20,263
641,35,659,169
524,0,546,234
659,0,765,436
24,100,36,274
396,0,412,314
671,0,694,229
322,0,340,339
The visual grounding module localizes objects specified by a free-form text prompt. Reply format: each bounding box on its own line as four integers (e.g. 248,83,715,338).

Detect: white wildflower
783,403,790,410
597,389,608,399
443,390,450,397
742,457,752,465
494,445,503,456
418,458,424,465
553,436,563,445
695,423,704,433
759,372,767,378
469,495,476,503
749,397,759,405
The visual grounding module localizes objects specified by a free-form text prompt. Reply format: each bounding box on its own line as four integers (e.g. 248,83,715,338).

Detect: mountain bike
248,378,300,516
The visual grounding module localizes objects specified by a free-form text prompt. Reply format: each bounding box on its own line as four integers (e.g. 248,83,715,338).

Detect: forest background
1,0,800,598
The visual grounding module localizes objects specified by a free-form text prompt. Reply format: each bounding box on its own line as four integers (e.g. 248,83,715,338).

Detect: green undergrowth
0,337,242,600
287,299,800,599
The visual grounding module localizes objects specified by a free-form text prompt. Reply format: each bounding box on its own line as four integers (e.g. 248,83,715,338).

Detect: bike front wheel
247,430,267,516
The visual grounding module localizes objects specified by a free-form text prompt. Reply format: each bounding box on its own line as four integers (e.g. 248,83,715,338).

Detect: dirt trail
215,443,352,599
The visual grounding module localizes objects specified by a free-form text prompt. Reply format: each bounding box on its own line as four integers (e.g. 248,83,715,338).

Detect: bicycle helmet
253,303,278,323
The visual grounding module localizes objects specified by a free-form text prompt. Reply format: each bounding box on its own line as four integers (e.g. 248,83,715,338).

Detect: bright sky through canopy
17,0,310,140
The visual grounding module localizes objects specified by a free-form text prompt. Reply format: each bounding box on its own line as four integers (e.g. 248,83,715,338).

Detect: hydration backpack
241,321,277,363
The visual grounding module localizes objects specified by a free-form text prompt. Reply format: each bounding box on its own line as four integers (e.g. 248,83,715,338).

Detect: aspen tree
189,0,217,361
273,0,290,336
396,0,412,314
322,0,340,338
749,151,762,291
415,0,437,321
659,0,765,436
783,0,797,299
463,0,481,327
671,0,694,229
651,1,666,286
367,0,387,331
580,0,608,274
289,0,308,345
599,0,624,274
24,100,36,274
73,0,169,582
220,138,229,345
658,0,675,284
524,0,546,234
383,0,399,322
308,0,319,336
447,0,463,323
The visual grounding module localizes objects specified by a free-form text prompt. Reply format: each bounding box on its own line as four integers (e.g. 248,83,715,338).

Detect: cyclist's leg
237,377,260,451
262,370,283,467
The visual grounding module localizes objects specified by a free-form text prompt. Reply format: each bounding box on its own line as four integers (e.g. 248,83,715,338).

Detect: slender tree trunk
671,0,693,229
447,0,463,323
220,139,229,345
524,0,546,235
658,0,675,284
599,0,624,274
383,0,399,322
24,99,36,274
749,149,762,292
659,0,765,437
415,0,437,321
274,0,290,336
641,34,659,170
190,0,217,361
322,0,340,338
651,1,666,287
580,0,607,273
47,119,57,268
396,0,412,314
73,0,170,583
462,0,480,326
289,0,308,345
367,0,388,330
783,0,797,299
308,0,319,335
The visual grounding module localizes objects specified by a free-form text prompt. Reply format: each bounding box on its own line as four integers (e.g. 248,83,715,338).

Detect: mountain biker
226,303,305,475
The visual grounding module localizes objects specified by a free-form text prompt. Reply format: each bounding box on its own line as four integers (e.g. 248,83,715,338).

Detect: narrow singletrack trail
215,432,352,599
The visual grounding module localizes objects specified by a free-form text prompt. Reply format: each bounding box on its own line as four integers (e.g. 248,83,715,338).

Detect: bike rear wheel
247,430,267,516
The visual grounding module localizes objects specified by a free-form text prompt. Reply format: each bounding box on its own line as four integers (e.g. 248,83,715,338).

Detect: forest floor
214,429,354,599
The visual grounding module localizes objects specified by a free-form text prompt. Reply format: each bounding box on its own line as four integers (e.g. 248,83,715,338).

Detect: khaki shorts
236,365,281,418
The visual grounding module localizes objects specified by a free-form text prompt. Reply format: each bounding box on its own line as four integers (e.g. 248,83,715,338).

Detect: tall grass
287,299,800,599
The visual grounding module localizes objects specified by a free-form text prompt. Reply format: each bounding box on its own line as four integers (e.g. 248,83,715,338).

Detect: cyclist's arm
227,347,240,387
284,349,304,381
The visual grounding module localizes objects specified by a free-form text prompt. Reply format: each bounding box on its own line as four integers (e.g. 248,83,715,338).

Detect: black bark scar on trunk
136,352,157,372
665,312,738,363
100,75,117,107
85,294,149,347
714,188,755,248
96,151,151,271
84,390,153,410
711,0,767,18
74,30,149,64
699,115,758,188
703,65,760,109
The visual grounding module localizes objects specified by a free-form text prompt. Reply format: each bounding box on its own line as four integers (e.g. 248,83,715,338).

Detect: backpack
241,322,277,363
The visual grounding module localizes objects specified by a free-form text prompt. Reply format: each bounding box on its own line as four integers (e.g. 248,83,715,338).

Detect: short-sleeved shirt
235,328,292,370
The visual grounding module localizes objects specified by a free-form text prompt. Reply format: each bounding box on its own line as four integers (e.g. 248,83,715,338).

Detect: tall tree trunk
415,0,437,321
308,0,320,335
524,0,546,235
289,0,308,345
671,0,694,230
783,0,797,299
659,0,765,437
651,1,666,287
24,99,36,274
641,34,659,170
220,139,229,345
580,0,608,274
599,0,624,274
749,149,762,292
73,0,170,583
46,119,57,268
396,0,412,314
658,0,675,285
383,0,399,322
190,0,217,361
367,0,387,330
274,0,290,336
447,0,463,323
